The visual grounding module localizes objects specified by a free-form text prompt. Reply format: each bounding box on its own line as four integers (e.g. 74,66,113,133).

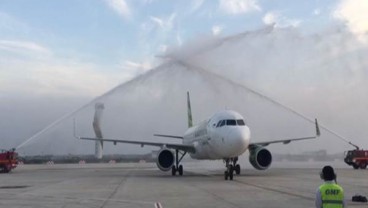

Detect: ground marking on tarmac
22,193,156,205
154,202,163,208
186,170,314,201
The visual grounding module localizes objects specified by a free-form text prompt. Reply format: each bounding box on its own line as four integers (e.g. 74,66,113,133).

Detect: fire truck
344,142,368,169
0,149,18,173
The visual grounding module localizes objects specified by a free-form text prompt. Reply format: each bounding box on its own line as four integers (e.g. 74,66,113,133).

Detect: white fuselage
183,110,250,159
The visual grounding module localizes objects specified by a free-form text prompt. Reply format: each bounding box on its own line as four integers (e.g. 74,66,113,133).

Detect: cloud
122,60,152,73
139,13,178,57
263,11,301,28
159,44,168,53
313,8,321,16
149,16,164,28
149,13,176,30
212,25,223,35
0,40,131,98
105,0,131,19
142,0,154,4
219,0,261,15
145,13,176,37
176,33,183,46
263,12,278,25
0,40,51,55
0,12,26,33
191,0,206,12
0,59,128,98
333,0,368,36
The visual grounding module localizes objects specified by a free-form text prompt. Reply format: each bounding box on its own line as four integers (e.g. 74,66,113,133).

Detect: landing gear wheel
172,166,177,176
235,164,241,175
2,165,10,173
229,165,234,180
360,162,367,169
224,158,240,180
173,150,187,176
178,165,183,176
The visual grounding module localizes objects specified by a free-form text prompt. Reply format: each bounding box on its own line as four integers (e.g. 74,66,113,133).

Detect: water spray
15,64,168,150
177,60,354,145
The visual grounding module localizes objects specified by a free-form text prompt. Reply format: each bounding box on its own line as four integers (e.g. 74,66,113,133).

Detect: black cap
322,166,336,181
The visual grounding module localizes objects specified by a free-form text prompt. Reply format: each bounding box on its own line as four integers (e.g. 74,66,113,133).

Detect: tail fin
187,91,193,128
93,103,104,159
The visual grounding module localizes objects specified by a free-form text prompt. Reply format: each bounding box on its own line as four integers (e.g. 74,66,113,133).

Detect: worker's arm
315,188,322,208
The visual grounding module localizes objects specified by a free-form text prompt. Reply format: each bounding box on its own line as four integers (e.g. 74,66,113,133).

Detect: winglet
187,91,193,128
73,118,78,139
315,118,321,137
93,103,104,159
93,103,104,139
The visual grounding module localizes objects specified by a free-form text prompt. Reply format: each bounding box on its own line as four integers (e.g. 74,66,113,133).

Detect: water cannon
348,142,360,150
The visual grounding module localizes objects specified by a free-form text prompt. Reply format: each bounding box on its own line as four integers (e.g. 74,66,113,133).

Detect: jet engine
156,148,175,171
249,146,272,170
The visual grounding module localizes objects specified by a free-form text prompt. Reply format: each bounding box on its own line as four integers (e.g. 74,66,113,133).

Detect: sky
1,0,368,155
1,0,367,97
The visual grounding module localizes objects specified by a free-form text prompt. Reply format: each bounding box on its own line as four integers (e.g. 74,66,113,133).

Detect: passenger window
226,120,236,126
237,119,245,126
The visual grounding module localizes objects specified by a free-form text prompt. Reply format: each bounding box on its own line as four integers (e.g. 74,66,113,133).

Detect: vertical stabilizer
93,103,104,159
187,91,193,128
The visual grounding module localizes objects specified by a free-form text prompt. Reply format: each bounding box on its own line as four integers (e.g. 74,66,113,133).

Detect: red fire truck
344,142,368,169
0,149,18,173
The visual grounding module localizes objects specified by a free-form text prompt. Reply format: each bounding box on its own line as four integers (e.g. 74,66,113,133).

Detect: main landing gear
224,157,241,180
172,149,187,176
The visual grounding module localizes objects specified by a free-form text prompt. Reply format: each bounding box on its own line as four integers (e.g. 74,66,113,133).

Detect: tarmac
0,161,367,208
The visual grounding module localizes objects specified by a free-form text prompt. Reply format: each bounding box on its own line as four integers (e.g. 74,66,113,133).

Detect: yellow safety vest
319,183,344,208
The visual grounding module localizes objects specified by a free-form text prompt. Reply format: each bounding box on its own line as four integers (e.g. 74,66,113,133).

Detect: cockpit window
226,120,236,126
219,120,225,127
237,119,245,126
216,119,245,127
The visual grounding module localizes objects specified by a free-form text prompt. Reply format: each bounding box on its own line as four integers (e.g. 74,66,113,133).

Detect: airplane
76,92,320,180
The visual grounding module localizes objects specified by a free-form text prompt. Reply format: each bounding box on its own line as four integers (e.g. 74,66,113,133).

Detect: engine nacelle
156,148,175,171
249,146,272,170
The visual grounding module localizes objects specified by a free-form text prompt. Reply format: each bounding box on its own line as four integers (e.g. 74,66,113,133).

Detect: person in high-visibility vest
315,166,345,208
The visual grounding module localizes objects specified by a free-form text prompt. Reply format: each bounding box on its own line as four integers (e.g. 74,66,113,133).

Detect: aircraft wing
78,137,196,153
249,119,320,148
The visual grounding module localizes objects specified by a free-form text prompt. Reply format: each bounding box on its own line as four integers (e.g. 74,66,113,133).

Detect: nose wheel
224,157,240,180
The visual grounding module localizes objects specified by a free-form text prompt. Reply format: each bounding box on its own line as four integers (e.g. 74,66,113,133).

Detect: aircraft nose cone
229,127,250,154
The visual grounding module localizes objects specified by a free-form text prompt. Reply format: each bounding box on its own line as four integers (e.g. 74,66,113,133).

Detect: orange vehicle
0,149,18,173
344,142,368,169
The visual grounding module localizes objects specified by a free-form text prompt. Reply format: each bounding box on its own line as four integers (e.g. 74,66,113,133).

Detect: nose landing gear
224,157,241,180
